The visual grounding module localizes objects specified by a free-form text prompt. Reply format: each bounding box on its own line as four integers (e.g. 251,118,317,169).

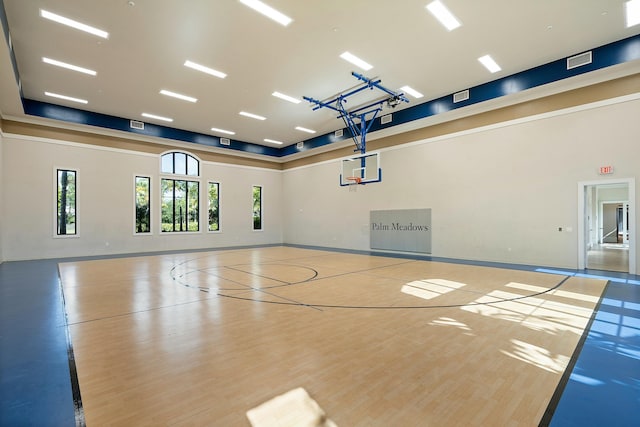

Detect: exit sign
599,165,614,175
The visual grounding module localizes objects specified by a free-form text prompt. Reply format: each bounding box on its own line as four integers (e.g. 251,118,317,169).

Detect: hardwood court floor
58,246,608,426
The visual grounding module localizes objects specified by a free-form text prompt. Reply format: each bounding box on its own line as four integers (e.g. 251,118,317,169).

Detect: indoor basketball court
59,246,607,425
2,1,640,426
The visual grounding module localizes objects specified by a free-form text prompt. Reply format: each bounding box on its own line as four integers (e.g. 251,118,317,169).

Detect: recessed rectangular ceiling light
184,60,227,79
340,51,373,71
400,85,424,99
142,113,173,122
295,126,316,134
426,1,461,31
45,91,88,104
160,89,197,103
211,127,236,135
626,0,640,27
272,91,301,104
264,138,283,145
239,111,266,120
478,54,501,73
42,57,96,76
239,0,292,26
40,9,109,39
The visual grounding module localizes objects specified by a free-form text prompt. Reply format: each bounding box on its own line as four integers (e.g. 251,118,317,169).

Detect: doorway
578,179,635,274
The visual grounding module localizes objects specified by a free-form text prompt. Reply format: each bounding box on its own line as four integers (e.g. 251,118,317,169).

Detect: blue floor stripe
547,280,640,427
0,260,77,427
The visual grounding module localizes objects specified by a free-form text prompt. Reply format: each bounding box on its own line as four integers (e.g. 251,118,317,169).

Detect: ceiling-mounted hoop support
303,72,409,154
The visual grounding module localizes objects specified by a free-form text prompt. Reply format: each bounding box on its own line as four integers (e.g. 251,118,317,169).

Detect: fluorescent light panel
627,0,640,27
142,112,173,122
239,111,266,120
272,91,301,104
211,127,235,135
44,91,88,104
426,1,461,31
160,89,197,103
264,138,283,144
40,9,109,38
340,51,373,71
400,85,424,98
239,0,292,26
295,126,316,134
478,54,501,73
184,60,227,79
42,57,96,76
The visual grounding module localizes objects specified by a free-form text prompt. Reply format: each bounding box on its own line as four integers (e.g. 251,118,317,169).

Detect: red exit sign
599,165,614,175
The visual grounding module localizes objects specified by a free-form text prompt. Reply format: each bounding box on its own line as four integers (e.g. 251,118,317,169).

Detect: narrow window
135,176,151,233
57,169,77,235
252,185,262,230
208,182,220,231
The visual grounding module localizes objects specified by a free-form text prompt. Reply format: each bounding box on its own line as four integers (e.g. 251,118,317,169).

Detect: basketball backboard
340,151,381,186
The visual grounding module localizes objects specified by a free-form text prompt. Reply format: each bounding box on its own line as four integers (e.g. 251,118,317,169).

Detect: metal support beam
304,72,409,154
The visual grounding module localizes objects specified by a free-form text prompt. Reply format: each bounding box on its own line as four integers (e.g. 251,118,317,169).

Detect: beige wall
1,135,283,260
283,95,640,270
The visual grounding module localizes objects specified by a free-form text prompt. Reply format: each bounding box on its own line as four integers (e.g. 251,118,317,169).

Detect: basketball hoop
346,176,362,185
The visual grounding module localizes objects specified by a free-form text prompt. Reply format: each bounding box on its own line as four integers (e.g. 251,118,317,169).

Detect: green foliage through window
161,179,199,232
57,169,77,235
135,176,151,233
208,182,220,231
252,185,262,230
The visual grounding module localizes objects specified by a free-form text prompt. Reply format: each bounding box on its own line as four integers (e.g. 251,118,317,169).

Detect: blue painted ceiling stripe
18,33,640,158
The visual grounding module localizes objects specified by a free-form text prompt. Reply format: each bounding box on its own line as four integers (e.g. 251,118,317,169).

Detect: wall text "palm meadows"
371,222,430,231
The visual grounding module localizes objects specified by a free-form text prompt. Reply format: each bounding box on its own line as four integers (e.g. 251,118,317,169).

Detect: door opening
578,179,635,274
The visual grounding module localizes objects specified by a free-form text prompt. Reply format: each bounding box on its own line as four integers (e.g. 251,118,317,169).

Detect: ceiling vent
334,129,344,138
453,89,469,103
567,51,592,70
296,141,304,149
381,114,392,124
220,137,230,146
130,120,144,130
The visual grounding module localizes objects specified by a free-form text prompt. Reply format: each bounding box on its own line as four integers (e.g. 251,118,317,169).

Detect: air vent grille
130,120,144,130
334,129,344,138
567,51,592,70
381,114,392,124
453,90,469,103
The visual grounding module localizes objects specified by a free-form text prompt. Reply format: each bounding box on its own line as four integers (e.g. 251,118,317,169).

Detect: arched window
160,152,200,232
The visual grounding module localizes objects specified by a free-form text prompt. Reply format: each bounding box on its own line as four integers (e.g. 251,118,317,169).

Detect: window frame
159,151,202,234
54,167,79,238
252,185,263,231
134,175,152,235
207,181,221,233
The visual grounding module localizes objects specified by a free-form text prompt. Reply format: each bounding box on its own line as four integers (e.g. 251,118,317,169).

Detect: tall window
252,185,262,230
57,169,77,235
208,182,220,231
135,176,151,233
160,152,200,232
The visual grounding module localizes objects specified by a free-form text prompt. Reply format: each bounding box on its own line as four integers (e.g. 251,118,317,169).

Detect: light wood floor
59,246,608,426
587,243,629,272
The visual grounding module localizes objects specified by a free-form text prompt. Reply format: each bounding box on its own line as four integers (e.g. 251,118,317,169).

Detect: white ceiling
1,0,639,150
